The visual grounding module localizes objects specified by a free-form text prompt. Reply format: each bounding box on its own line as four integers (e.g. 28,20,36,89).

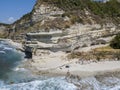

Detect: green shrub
110,34,120,49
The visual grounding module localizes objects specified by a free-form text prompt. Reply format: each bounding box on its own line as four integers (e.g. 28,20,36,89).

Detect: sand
23,50,120,77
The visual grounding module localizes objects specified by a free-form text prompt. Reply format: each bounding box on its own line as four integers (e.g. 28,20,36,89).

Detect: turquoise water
0,41,120,90
0,40,24,78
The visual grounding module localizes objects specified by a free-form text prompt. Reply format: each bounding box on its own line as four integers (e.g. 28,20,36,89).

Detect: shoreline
3,39,120,78
22,55,120,78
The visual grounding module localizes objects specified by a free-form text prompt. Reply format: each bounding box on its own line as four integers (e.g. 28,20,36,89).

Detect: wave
0,41,25,78
1,75,120,90
69,74,120,90
0,78,77,90
110,86,120,90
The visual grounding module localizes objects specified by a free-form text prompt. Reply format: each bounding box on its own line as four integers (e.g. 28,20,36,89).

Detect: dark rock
65,65,70,68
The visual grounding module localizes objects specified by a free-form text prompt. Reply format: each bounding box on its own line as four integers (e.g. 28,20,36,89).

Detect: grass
68,45,120,61
94,45,120,52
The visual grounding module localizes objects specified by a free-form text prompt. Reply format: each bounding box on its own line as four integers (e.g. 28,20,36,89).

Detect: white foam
0,81,5,87
109,86,120,90
0,78,77,90
1,76,120,90
13,68,27,72
0,51,6,54
3,47,13,51
79,77,101,90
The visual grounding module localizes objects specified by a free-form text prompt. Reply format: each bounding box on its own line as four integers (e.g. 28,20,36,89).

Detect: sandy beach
21,50,120,78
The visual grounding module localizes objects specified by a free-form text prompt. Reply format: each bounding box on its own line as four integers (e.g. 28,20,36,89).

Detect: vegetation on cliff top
0,23,10,26
1,0,120,39
41,0,120,22
2,0,120,26
1,0,120,25
12,12,32,25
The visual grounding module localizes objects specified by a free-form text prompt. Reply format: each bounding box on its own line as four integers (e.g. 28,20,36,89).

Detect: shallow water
0,40,25,78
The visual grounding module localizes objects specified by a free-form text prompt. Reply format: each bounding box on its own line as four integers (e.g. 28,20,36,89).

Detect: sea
0,40,120,90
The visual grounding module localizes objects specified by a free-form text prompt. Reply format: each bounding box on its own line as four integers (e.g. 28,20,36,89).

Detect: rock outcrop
0,24,9,38
1,0,120,38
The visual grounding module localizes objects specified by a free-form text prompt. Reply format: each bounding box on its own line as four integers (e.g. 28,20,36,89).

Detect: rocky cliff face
11,0,120,33
0,25,6,37
0,24,9,38
32,1,64,22
5,0,71,39
0,0,120,41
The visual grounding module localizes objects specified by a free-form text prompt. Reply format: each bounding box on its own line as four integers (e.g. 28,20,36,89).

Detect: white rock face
25,23,119,52
32,4,64,22
22,0,120,53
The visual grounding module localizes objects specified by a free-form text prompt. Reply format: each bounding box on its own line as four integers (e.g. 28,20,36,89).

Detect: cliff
0,0,120,40
0,23,10,38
